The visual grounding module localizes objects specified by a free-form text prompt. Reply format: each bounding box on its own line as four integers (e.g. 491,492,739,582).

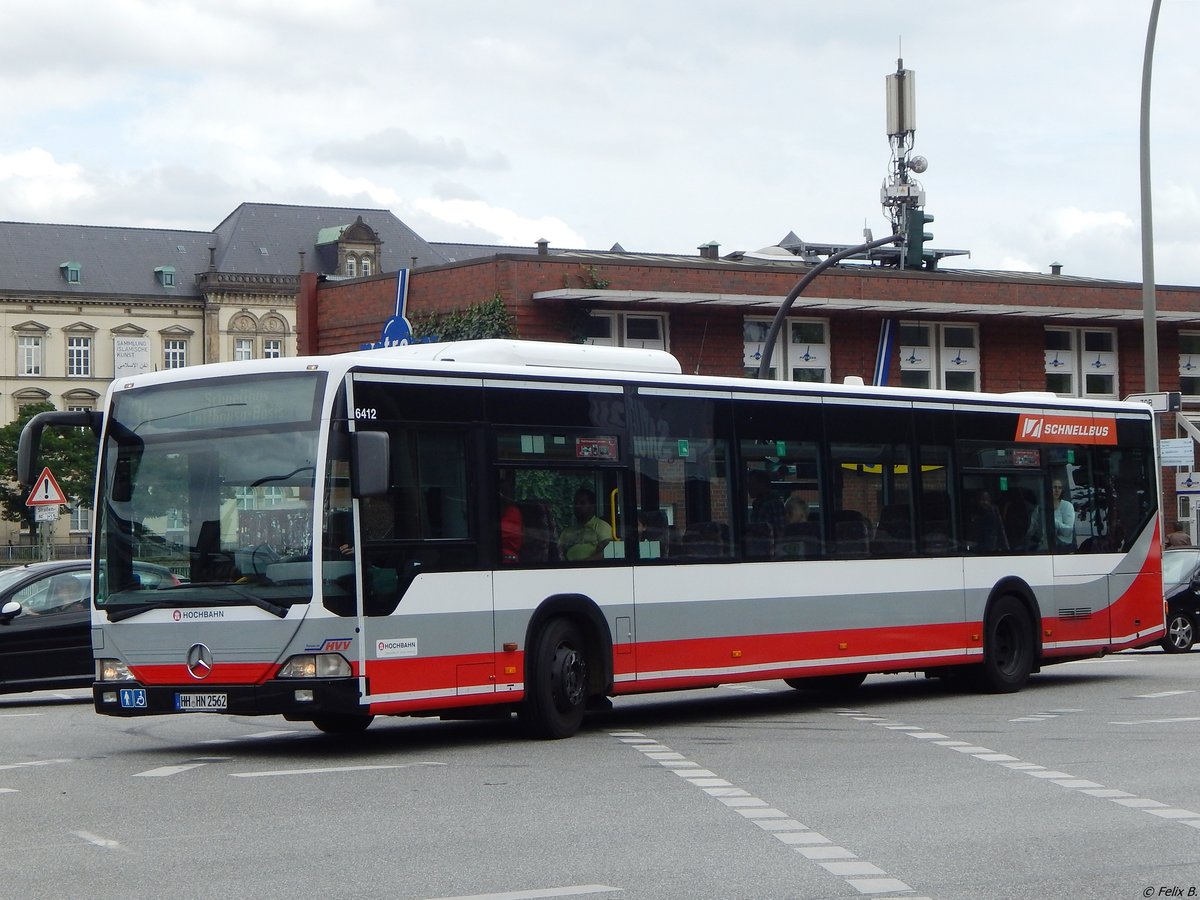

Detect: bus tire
312,713,374,734
521,617,588,740
974,595,1035,693
784,673,867,692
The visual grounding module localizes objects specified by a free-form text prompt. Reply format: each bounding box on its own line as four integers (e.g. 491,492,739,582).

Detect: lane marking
134,764,208,778
1109,716,1200,725
231,762,445,778
1134,690,1195,699
0,788,18,794
0,713,43,718
834,708,1200,831
72,831,124,850
426,886,621,900
0,759,71,771
610,730,927,898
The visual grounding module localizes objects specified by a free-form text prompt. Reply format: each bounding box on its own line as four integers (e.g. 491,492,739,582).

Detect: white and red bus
19,340,1164,737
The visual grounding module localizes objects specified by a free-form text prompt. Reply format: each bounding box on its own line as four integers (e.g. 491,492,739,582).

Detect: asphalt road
3,648,1199,900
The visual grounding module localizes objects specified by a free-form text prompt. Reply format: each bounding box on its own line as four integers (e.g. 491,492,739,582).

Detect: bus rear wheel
974,595,1034,693
521,617,588,740
312,713,374,734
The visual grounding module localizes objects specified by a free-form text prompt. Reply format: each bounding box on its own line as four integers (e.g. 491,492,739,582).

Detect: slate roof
0,202,453,299
0,220,214,298
211,202,449,274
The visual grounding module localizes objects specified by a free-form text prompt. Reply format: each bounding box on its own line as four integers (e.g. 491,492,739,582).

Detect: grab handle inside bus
350,430,390,498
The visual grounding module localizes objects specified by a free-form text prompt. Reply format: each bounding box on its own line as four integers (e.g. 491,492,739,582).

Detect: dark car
1162,547,1200,653
0,559,181,694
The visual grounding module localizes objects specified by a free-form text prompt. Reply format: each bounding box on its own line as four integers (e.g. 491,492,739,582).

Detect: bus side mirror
350,430,389,498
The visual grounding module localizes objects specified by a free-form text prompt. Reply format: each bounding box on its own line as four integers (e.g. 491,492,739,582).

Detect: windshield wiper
105,584,289,622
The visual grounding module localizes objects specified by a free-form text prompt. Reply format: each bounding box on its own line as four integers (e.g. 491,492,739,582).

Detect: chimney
1049,262,1063,276
698,240,720,260
536,238,550,255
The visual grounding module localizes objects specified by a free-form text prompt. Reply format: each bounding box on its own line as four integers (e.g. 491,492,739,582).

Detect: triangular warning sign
27,467,67,506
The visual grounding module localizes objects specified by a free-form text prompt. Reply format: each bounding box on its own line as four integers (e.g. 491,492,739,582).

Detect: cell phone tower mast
881,53,933,268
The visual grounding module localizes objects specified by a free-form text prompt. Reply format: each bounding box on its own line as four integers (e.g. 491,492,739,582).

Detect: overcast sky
2,1,1197,285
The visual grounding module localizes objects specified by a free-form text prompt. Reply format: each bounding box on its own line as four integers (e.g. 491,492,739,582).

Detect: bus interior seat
778,521,821,559
833,510,871,558
743,522,774,560
681,521,728,558
873,503,915,554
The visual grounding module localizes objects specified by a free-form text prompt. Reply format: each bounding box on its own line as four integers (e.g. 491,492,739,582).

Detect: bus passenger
498,470,523,565
747,469,785,537
559,488,610,561
1052,480,1076,550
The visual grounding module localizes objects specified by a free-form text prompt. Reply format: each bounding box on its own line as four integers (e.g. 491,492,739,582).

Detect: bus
18,339,1164,738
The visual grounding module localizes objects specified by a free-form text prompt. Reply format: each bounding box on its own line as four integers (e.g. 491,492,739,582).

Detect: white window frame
743,317,830,382
234,338,254,361
164,339,188,370
17,335,42,376
263,339,282,359
67,336,92,377
345,256,357,277
584,312,667,351
1045,326,1118,399
898,321,979,391
361,257,372,277
1179,331,1200,397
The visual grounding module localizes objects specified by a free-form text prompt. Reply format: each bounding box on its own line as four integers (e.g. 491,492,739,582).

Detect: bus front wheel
521,617,588,740
974,595,1035,693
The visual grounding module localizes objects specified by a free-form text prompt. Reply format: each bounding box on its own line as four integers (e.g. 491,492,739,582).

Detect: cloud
0,148,95,216
413,196,586,248
312,128,509,171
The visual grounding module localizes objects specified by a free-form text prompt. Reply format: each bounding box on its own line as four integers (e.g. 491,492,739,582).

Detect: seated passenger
559,488,611,561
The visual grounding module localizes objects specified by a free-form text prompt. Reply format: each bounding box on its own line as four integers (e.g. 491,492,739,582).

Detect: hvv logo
305,638,353,652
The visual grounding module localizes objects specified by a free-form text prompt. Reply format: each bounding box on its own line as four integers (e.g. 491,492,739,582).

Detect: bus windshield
95,372,327,615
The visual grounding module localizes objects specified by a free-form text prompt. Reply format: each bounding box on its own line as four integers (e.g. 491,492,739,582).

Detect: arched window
362,256,372,277
345,256,357,277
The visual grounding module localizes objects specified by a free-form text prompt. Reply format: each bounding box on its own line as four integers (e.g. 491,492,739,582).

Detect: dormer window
155,266,176,288
60,261,82,284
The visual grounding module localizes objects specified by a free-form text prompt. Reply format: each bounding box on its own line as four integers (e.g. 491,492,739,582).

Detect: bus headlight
96,659,134,682
278,654,351,679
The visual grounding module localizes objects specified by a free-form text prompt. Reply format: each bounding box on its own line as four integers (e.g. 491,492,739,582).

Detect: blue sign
119,688,147,708
362,269,436,350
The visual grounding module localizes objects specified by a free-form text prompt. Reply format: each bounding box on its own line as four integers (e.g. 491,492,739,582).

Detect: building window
1045,327,1117,398
234,338,254,361
70,502,91,533
67,336,92,377
584,313,667,351
743,318,830,382
361,257,372,277
263,339,282,359
17,336,42,376
164,339,188,369
59,262,81,284
345,256,357,277
155,266,176,287
899,322,979,391
1180,332,1200,397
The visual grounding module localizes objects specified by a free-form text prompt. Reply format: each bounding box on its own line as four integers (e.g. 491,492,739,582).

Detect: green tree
0,403,99,524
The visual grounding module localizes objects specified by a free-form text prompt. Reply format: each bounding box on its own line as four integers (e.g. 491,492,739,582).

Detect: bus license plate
175,693,228,711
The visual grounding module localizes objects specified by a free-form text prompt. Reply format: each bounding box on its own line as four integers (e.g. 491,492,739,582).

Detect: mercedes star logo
186,643,214,680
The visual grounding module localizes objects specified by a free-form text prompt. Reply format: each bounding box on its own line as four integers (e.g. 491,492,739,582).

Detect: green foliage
412,294,515,342
577,265,610,289
0,402,99,524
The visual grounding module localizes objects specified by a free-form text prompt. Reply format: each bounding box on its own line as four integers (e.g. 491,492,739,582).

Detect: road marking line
610,730,921,898
0,788,18,794
0,713,43,718
406,886,622,900
232,762,445,778
1134,690,1195,698
134,763,208,777
72,831,123,850
1110,716,1200,725
0,759,71,771
839,707,1200,836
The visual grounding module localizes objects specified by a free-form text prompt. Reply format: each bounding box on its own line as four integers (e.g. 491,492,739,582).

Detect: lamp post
1140,0,1162,392
756,233,901,380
